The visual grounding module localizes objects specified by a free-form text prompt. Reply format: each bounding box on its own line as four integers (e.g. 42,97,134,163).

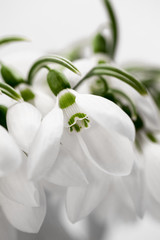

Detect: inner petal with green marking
58,90,90,132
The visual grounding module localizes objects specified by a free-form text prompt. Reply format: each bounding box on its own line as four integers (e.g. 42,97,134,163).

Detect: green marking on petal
59,92,76,109
68,113,90,132
68,113,86,125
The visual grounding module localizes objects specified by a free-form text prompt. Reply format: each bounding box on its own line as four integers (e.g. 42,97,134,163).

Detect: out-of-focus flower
0,126,46,233
0,51,56,116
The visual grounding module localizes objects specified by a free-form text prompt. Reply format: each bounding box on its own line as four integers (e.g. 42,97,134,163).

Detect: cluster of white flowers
0,49,160,239
0,1,160,239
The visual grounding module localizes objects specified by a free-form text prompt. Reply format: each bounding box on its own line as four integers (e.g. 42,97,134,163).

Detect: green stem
93,65,147,94
103,0,118,58
91,70,142,93
74,69,146,95
27,55,80,85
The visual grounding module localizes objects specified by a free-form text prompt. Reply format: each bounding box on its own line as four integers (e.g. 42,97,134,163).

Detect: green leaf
27,55,81,85
1,64,24,87
0,36,28,46
103,0,118,58
0,82,22,101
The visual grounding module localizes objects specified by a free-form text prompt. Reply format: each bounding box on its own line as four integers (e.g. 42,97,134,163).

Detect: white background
0,0,160,64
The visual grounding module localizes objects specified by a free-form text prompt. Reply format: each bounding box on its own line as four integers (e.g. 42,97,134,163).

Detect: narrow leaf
103,0,118,58
0,36,28,46
0,82,22,101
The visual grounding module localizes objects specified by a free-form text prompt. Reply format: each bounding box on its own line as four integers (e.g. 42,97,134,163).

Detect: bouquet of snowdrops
0,1,160,239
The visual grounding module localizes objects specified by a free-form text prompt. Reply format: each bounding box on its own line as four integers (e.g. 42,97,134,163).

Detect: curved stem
93,65,147,94
74,69,146,95
0,36,28,46
27,55,80,85
110,88,137,119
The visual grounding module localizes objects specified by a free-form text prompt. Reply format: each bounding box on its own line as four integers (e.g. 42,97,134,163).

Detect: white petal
79,121,135,176
123,152,145,218
64,58,95,88
0,160,40,207
46,145,88,187
0,94,16,107
73,91,135,142
33,89,56,116
0,210,17,240
66,177,111,223
0,126,22,177
27,106,64,180
7,102,42,153
136,95,160,132
144,142,160,204
0,185,46,233
95,177,138,223
61,130,104,181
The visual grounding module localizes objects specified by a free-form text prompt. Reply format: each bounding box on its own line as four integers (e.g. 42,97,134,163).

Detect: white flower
25,89,135,180
0,126,22,176
1,51,55,116
109,77,160,133
7,101,87,188
0,185,46,233
0,126,46,233
6,88,136,223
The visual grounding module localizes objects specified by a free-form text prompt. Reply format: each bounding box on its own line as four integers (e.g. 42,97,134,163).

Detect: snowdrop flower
62,57,151,221
7,100,87,187
25,88,135,180
6,88,136,222
0,126,46,233
16,83,55,117
5,61,137,223
1,51,56,116
107,77,160,133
